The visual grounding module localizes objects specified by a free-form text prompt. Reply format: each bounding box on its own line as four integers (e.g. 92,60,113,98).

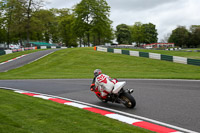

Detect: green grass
0,49,45,63
120,48,200,59
182,48,200,51
0,89,152,133
0,47,200,79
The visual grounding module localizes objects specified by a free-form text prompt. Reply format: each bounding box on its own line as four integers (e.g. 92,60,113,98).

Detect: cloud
107,0,178,11
109,0,200,41
147,0,200,40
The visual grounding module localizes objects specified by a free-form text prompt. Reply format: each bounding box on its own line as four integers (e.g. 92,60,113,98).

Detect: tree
0,1,7,43
142,23,158,44
57,9,77,47
129,22,158,46
74,0,113,46
0,0,26,45
1,0,15,45
31,9,57,42
9,0,27,45
168,26,190,48
0,18,6,43
90,0,113,45
190,25,200,33
116,24,131,44
190,26,200,48
0,0,44,46
22,0,44,45
130,22,144,46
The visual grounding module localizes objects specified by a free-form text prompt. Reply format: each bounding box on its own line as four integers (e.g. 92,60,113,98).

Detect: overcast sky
45,0,200,42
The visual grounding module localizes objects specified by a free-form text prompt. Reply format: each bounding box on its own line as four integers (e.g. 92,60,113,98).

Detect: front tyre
120,93,136,108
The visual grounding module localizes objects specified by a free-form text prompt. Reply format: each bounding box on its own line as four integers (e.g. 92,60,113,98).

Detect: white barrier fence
95,46,200,66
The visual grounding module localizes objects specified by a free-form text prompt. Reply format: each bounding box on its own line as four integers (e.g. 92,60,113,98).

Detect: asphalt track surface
0,79,200,132
0,49,200,132
0,49,59,72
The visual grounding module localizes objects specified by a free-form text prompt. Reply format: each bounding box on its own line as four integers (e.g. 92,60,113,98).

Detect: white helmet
94,69,102,77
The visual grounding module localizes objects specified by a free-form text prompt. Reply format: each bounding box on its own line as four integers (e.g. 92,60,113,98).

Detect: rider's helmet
94,69,102,77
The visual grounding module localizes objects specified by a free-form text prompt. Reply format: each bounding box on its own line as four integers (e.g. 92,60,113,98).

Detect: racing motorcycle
94,81,136,108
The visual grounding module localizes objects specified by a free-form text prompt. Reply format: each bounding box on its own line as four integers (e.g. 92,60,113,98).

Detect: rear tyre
120,93,136,108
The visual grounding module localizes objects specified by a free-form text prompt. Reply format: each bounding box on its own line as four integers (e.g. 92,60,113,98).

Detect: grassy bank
0,89,151,133
0,47,200,79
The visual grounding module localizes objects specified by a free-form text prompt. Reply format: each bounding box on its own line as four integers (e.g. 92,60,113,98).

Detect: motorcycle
94,81,136,108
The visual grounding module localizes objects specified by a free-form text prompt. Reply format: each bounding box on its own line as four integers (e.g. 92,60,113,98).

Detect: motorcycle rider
90,69,118,100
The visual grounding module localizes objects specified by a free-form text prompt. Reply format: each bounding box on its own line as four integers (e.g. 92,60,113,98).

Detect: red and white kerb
14,90,182,133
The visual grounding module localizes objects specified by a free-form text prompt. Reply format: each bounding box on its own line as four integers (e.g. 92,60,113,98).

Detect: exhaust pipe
128,89,134,94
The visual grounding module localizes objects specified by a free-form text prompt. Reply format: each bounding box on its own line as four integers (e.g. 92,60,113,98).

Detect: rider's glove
90,84,95,91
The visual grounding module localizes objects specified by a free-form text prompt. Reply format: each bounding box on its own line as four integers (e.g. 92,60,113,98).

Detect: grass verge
0,89,152,133
0,47,200,79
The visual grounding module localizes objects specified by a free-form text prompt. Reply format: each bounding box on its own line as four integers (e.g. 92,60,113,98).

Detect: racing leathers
90,73,118,99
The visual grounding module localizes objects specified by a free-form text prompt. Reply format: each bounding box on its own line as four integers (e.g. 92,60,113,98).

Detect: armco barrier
173,56,187,64
51,46,56,49
95,46,200,66
161,55,173,62
114,49,122,54
41,46,47,49
4,50,12,54
122,50,129,55
139,52,149,58
187,59,200,66
130,51,139,57
149,53,161,60
108,48,114,53
0,50,5,56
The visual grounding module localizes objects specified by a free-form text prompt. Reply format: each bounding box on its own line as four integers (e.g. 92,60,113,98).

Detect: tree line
115,23,200,48
0,0,114,47
0,0,199,48
115,22,158,46
168,25,200,48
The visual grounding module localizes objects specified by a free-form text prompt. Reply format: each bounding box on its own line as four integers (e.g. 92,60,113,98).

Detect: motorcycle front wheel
120,93,136,108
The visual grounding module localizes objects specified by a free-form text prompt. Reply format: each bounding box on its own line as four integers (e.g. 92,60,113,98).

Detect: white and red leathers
94,74,118,99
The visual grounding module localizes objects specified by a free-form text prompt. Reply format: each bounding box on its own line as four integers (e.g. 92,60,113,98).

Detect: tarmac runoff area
0,49,58,72
0,54,28,65
1,87,198,133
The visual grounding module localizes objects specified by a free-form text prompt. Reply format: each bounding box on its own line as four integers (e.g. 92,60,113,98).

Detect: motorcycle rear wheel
120,93,136,108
